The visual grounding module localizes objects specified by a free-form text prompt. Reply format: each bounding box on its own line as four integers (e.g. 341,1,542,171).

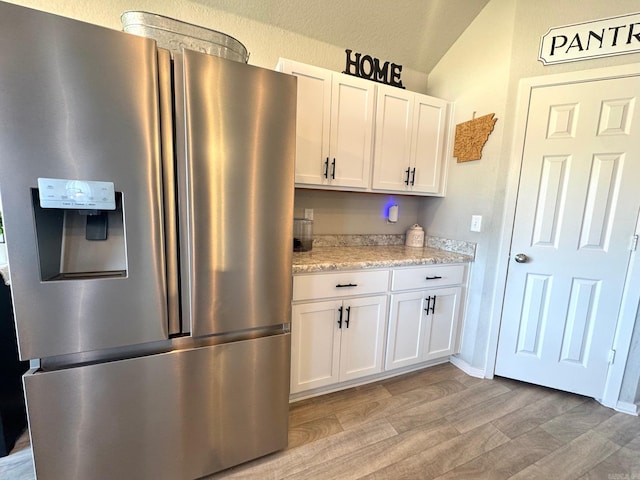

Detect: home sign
343,49,405,88
539,11,640,65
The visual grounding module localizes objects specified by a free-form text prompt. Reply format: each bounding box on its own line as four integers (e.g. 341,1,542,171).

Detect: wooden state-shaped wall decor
453,113,497,162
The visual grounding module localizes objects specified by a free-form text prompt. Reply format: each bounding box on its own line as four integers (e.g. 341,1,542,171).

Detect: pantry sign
539,12,640,65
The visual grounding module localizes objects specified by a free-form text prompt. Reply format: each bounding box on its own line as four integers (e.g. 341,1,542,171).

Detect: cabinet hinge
608,349,616,365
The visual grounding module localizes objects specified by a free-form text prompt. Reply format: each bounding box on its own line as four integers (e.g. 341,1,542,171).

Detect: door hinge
608,349,616,365
632,234,639,252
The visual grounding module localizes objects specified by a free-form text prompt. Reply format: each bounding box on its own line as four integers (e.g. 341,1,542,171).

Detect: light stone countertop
292,245,473,274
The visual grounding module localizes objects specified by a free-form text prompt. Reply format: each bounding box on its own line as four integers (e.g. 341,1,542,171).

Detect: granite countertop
292,245,473,274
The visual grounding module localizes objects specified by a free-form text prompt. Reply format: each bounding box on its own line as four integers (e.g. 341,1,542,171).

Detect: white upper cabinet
372,84,449,195
277,58,450,196
371,87,413,192
277,59,375,189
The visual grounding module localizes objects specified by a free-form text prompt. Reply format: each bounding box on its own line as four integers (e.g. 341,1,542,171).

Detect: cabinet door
371,85,413,192
290,300,341,394
410,94,448,194
279,60,331,186
329,73,375,189
385,291,428,370
339,295,388,382
423,287,461,361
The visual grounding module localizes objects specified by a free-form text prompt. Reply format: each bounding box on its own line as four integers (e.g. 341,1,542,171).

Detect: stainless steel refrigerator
0,3,296,479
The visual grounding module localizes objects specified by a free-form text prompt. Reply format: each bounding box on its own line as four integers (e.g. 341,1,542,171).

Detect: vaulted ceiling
195,0,490,73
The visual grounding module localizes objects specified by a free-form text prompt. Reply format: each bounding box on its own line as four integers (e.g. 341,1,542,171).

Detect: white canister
405,224,425,247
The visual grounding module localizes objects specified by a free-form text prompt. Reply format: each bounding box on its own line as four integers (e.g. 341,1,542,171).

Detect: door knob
514,253,529,263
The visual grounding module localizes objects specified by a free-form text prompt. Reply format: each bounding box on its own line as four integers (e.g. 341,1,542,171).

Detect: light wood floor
208,363,640,480
2,363,639,479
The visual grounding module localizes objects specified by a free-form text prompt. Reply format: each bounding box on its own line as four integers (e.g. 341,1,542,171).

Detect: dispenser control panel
37,178,116,210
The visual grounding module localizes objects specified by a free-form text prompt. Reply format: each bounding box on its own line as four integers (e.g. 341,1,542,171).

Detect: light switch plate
470,215,482,232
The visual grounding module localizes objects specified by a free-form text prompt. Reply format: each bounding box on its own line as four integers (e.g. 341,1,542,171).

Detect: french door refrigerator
0,3,296,479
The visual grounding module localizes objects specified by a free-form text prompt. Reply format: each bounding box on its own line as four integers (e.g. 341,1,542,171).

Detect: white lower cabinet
385,286,461,371
290,264,466,397
290,294,387,394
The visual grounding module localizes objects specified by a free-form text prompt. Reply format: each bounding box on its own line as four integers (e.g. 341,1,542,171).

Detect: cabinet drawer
293,270,389,302
391,264,464,291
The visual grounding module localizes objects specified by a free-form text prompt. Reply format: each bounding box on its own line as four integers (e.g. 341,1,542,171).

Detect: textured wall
420,0,516,372
294,189,421,235
422,0,640,405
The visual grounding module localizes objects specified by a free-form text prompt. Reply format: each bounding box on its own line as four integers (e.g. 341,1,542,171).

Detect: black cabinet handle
345,306,351,328
336,283,358,288
424,296,436,315
338,306,343,328
410,168,416,186
331,158,336,179
404,167,410,185
425,276,442,280
323,157,329,178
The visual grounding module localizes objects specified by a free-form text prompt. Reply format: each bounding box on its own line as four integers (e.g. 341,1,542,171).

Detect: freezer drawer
23,334,291,480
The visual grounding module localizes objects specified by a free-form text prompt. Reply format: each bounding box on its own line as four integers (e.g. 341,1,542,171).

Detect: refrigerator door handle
158,48,181,336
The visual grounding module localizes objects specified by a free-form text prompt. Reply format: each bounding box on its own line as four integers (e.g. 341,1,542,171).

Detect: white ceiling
195,0,491,73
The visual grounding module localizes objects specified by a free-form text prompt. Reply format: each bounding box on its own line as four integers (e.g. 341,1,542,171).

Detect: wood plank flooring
2,362,639,479
208,363,640,480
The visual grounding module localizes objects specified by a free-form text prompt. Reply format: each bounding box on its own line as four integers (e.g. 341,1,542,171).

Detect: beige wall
422,0,640,402
420,0,516,372
294,189,421,235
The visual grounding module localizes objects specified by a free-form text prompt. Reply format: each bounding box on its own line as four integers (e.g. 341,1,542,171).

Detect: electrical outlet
304,208,314,220
470,215,482,232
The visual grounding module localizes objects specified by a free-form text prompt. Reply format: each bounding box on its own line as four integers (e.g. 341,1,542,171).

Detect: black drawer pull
336,283,358,288
338,306,343,328
425,276,443,280
345,306,351,328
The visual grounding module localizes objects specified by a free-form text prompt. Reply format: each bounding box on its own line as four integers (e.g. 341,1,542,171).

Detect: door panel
372,87,413,191
423,287,461,361
179,52,296,336
280,60,332,185
0,5,168,360
290,301,341,393
496,76,640,398
329,75,375,188
411,95,447,193
339,295,387,381
385,291,426,370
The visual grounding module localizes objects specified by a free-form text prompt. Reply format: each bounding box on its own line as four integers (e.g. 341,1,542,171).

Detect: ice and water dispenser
32,178,127,281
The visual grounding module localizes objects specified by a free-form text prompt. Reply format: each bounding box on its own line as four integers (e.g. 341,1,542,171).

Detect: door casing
486,63,640,412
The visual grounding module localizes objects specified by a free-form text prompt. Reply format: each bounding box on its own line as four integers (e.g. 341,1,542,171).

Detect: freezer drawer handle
345,306,351,328
425,276,442,280
336,283,358,288
338,306,343,328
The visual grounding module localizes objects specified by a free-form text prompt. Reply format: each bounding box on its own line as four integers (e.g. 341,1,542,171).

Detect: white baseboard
615,401,639,416
449,355,485,378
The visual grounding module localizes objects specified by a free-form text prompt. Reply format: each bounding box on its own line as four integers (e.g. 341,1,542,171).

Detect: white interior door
496,75,640,398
